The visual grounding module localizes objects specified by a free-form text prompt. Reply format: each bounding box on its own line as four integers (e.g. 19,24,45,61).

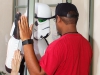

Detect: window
13,0,27,21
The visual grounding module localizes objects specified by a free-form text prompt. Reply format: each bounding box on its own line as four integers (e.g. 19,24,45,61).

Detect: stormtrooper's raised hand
11,50,22,75
18,15,33,41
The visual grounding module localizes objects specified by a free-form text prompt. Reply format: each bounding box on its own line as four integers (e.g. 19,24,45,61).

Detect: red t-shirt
39,33,92,75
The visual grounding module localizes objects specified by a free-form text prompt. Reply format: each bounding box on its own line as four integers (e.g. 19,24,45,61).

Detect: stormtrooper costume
5,3,52,74
34,3,52,59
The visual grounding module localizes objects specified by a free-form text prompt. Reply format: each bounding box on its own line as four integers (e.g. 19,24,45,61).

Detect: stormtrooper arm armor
10,22,15,37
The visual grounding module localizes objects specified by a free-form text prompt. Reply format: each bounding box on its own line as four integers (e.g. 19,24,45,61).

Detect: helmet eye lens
38,18,47,22
35,13,47,22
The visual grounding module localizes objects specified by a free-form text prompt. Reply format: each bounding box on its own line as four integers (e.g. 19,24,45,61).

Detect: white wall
93,0,100,75
72,0,89,39
18,0,27,14
39,0,62,4
0,0,13,74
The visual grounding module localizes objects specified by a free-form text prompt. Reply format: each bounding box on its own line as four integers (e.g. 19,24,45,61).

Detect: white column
0,0,13,74
93,0,100,75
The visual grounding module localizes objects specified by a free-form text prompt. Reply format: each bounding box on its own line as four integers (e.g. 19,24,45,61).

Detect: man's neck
61,25,77,35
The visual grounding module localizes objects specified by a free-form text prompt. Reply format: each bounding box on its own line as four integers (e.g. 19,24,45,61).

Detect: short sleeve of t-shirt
39,40,64,75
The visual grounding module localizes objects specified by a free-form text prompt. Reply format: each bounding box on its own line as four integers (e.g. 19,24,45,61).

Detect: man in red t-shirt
16,2,93,75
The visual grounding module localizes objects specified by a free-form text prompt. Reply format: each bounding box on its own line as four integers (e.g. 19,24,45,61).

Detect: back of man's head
54,3,79,25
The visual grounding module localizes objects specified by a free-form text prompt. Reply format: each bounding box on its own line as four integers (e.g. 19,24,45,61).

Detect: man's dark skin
18,14,77,75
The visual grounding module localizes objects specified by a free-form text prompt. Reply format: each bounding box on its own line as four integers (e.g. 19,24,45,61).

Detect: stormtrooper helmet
34,3,52,39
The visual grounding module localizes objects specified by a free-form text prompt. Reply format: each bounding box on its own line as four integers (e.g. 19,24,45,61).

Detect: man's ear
56,15,61,23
